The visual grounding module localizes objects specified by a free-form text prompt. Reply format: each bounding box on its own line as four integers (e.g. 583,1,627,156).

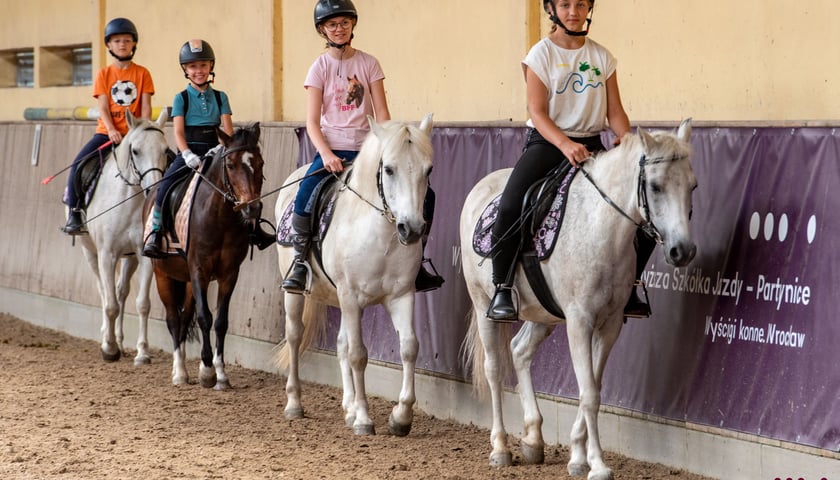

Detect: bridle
579,153,688,244
114,126,167,192
195,143,262,207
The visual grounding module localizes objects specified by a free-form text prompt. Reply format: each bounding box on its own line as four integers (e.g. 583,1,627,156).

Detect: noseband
580,153,687,244
201,143,261,207
115,126,167,192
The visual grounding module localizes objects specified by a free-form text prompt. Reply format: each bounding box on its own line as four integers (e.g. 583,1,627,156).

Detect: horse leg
383,294,418,437
156,275,190,385
192,277,217,389
210,274,239,391
566,315,614,480
283,293,305,418
132,257,154,365
95,250,122,362
476,315,514,466
339,303,375,435
510,321,555,465
335,320,357,427
115,255,138,360
581,315,624,480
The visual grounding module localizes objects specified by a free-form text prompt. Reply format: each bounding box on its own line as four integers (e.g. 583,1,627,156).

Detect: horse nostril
397,223,409,239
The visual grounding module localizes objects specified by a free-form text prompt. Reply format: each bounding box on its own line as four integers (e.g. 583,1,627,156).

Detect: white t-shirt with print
304,50,385,151
523,37,617,138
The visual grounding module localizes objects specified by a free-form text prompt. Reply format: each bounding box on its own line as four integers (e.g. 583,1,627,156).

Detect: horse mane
590,127,691,169
229,123,261,148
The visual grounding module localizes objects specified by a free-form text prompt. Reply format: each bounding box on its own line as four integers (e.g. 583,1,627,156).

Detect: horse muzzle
665,240,697,267
396,220,425,246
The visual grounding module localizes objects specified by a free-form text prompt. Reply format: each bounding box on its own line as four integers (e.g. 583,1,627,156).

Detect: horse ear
217,127,232,146
677,117,692,142
368,115,385,139
419,113,434,136
126,108,136,129
155,107,169,127
251,122,261,141
637,126,654,152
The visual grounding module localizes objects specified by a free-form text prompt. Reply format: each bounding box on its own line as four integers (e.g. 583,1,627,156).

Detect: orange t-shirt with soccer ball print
92,62,155,136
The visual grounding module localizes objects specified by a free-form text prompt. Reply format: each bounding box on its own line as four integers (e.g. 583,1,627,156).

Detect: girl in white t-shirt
282,0,444,294
488,0,653,321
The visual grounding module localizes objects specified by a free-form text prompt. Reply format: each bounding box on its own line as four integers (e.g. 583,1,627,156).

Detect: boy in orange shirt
62,17,155,234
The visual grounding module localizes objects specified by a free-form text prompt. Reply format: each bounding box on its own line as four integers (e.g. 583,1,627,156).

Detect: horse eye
384,166,394,176
650,183,663,194
132,148,140,156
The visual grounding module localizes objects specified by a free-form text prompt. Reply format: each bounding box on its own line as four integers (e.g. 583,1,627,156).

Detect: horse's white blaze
76,108,169,366
461,119,696,477
274,115,434,436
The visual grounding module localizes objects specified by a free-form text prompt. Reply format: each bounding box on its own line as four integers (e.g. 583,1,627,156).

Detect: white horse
274,115,433,436
74,109,170,365
461,119,696,480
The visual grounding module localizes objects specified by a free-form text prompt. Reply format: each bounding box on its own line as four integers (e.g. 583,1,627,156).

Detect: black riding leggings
491,129,655,285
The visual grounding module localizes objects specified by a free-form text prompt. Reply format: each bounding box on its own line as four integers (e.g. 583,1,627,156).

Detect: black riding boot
281,213,312,294
62,208,88,235
142,231,166,258
142,206,166,258
249,203,277,251
624,230,656,318
414,220,445,292
488,284,518,322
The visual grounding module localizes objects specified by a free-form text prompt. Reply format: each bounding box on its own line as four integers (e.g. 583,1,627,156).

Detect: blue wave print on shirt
555,61,604,94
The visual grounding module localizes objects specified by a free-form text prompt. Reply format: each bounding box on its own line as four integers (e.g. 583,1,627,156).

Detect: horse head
637,118,697,267
120,108,170,192
366,114,434,245
216,123,264,223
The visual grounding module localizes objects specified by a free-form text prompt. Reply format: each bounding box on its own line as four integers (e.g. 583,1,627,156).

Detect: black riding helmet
104,17,138,61
104,17,138,43
542,0,594,37
313,0,357,49
314,0,358,32
179,39,216,86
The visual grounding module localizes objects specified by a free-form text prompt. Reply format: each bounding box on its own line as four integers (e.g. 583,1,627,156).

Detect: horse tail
274,298,328,370
460,306,515,400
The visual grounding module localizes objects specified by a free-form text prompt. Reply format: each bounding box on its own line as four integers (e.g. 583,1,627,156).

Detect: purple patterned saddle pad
276,196,337,246
472,166,577,260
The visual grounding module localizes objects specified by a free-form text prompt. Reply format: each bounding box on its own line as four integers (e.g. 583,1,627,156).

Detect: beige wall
1,1,839,123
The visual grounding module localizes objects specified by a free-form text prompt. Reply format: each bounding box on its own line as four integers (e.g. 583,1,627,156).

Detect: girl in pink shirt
282,0,444,294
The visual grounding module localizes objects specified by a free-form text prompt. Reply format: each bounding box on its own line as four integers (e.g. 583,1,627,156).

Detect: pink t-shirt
304,49,385,151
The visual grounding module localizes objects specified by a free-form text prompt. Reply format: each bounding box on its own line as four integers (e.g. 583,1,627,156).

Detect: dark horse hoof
101,349,121,362
388,414,412,437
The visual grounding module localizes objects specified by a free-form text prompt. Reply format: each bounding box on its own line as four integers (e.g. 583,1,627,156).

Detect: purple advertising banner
296,125,840,451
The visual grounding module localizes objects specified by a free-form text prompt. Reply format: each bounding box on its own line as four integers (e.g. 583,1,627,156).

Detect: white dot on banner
763,213,775,241
807,215,817,244
778,214,788,242
749,212,760,240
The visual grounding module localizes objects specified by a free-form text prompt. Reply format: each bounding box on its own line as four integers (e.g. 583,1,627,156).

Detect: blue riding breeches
64,133,111,207
294,150,359,216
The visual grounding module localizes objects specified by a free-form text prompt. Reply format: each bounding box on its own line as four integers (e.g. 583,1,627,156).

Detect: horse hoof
172,376,189,386
588,469,614,480
353,424,375,435
489,452,513,467
214,379,231,391
199,375,216,389
101,349,121,362
285,407,304,419
388,414,411,437
568,462,590,477
520,442,544,464
133,355,151,366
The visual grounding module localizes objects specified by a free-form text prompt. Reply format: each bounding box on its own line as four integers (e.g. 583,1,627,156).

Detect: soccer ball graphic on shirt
111,80,138,107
